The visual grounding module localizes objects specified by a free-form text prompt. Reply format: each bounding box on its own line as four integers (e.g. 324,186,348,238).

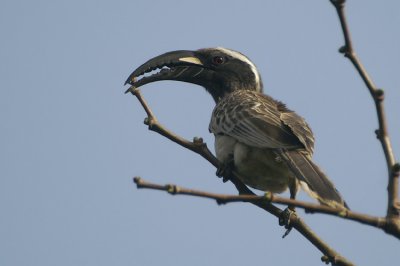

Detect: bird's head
125,47,263,102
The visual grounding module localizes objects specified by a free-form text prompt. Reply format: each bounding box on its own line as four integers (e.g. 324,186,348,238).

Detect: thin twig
329,0,400,234
134,177,390,232
128,86,354,266
131,88,217,164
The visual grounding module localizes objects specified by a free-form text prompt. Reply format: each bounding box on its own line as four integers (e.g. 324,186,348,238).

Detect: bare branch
329,0,400,231
131,88,217,165
134,177,399,239
127,86,354,266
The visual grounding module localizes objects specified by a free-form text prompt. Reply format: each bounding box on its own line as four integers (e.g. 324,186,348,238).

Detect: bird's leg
288,181,298,211
216,154,235,183
279,181,298,238
279,208,294,238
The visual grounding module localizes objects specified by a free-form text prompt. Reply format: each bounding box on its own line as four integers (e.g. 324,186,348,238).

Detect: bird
125,47,348,209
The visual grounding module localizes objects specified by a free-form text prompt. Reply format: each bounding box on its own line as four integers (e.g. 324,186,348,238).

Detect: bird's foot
279,207,296,238
216,155,234,183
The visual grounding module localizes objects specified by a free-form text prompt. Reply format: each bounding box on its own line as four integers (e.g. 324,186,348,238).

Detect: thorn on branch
391,164,400,216
338,45,347,54
143,117,157,129
338,209,349,218
264,191,273,202
193,136,204,145
330,0,346,8
338,45,355,59
375,89,385,101
216,199,227,205
133,176,142,186
166,184,180,194
393,163,400,174
321,255,330,265
375,129,382,140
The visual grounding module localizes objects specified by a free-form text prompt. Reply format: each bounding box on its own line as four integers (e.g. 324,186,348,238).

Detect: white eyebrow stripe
215,47,261,92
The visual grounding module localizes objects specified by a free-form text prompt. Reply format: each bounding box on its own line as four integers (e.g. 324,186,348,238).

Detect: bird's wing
280,111,314,155
278,110,348,206
209,90,347,208
210,90,347,208
209,90,306,150
278,149,348,208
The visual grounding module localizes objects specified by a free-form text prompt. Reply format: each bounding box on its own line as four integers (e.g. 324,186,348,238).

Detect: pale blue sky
1,0,399,265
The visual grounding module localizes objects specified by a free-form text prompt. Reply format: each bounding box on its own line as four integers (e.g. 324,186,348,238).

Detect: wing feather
209,90,306,150
209,90,345,207
280,111,314,154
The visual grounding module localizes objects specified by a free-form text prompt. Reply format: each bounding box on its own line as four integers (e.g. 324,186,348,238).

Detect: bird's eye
212,56,225,65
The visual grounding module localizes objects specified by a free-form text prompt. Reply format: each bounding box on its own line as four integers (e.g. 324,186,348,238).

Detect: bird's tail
279,150,348,209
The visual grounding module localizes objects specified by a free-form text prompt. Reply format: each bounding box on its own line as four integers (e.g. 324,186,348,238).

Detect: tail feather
279,150,348,209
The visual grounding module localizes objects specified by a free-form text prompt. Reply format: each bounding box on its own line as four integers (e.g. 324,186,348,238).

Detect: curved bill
124,50,207,93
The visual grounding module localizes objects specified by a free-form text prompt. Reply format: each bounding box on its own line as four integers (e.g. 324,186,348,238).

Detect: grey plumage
210,90,346,208
125,47,348,209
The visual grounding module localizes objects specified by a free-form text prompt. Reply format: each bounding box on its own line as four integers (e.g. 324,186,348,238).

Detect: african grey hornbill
125,47,348,209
